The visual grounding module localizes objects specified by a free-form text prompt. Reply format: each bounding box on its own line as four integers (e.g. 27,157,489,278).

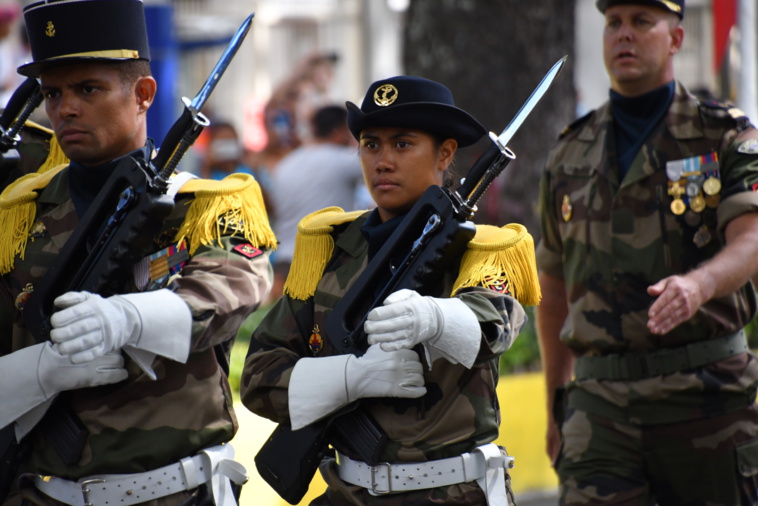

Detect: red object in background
713,0,737,72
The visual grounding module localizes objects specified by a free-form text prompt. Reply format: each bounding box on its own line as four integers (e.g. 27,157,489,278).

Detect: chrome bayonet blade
189,13,254,112
495,55,567,148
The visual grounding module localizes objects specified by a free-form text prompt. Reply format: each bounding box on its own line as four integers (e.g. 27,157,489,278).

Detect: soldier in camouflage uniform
0,1,275,505
241,76,542,505
537,0,758,504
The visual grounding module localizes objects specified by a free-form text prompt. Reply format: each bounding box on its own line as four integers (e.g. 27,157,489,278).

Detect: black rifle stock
255,56,567,504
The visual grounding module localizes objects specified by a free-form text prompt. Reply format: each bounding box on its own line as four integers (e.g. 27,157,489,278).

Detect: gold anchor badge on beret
374,84,398,107
308,324,324,355
45,21,55,38
561,194,572,222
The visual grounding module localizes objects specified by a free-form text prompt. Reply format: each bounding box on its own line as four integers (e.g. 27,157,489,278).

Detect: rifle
255,56,567,504
12,13,254,469
23,13,254,340
0,77,44,183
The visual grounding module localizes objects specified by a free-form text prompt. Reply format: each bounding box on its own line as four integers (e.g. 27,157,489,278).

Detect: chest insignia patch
15,283,33,311
738,139,758,154
309,324,324,355
561,194,572,222
232,243,263,259
483,275,510,295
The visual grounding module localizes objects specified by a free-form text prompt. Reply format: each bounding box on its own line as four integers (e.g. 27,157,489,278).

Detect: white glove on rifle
288,344,426,430
50,289,192,377
0,342,127,433
364,289,481,369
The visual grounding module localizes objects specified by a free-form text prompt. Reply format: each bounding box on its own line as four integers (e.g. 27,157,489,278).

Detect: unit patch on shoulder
738,138,758,155
233,243,263,258
483,274,510,295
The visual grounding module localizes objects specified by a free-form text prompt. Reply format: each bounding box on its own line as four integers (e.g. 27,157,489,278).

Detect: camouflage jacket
537,81,758,424
1,150,274,479
242,210,528,467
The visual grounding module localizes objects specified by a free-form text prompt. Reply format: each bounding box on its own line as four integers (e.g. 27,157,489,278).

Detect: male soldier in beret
537,0,758,503
0,0,275,504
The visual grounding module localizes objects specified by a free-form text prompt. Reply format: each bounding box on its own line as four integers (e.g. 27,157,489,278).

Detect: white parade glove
0,342,127,431
50,289,192,372
365,289,481,369
288,344,426,430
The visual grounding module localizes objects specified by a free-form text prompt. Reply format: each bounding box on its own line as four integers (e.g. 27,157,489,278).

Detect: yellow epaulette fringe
0,124,69,274
284,207,366,301
452,223,542,306
284,209,541,306
175,172,276,255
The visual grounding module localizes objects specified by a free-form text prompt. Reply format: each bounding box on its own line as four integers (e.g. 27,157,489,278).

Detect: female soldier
241,76,540,505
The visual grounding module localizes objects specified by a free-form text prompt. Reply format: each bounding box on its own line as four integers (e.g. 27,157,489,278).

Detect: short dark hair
104,59,152,91
311,105,347,139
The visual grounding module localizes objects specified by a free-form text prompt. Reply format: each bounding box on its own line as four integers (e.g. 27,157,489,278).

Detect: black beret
596,0,684,19
18,0,150,77
346,76,486,148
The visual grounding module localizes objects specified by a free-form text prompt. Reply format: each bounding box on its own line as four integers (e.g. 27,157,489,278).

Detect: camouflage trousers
555,402,758,505
310,456,516,505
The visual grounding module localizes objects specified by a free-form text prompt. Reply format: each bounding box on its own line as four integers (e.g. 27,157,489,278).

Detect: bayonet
152,13,254,185
458,56,567,213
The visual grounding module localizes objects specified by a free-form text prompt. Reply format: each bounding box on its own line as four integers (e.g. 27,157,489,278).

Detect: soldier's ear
437,137,457,171
134,76,157,112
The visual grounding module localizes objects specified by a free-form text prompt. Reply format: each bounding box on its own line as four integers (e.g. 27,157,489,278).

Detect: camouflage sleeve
457,287,526,360
168,234,273,352
240,294,312,423
716,128,758,234
536,167,564,278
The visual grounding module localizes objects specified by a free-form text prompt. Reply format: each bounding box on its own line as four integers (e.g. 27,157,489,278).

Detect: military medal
15,283,33,311
683,210,700,227
309,324,324,355
693,225,712,248
702,176,721,196
690,194,706,213
561,194,572,222
666,159,684,182
29,220,46,241
684,180,701,197
667,182,686,215
670,199,686,215
705,194,720,208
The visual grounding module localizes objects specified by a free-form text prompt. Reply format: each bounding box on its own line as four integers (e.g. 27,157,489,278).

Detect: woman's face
359,126,457,222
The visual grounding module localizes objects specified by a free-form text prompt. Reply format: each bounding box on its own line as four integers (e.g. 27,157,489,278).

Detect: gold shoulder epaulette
0,124,68,274
284,207,366,301
452,223,541,306
174,173,277,255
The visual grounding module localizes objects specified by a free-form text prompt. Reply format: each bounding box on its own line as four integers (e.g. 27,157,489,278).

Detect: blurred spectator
0,2,23,107
268,104,368,301
199,121,273,213
257,51,340,152
293,51,339,144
